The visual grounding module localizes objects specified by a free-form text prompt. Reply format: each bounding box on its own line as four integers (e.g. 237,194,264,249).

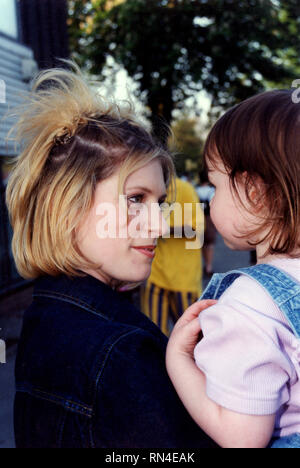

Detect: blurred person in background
196,168,217,278
141,177,204,336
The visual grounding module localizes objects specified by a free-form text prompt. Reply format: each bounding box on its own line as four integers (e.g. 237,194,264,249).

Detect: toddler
167,89,300,449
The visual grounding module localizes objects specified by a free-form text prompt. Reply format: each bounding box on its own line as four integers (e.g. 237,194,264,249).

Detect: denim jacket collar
33,273,134,322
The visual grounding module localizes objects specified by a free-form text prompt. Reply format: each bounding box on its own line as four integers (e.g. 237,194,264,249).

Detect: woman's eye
127,194,167,208
128,194,144,204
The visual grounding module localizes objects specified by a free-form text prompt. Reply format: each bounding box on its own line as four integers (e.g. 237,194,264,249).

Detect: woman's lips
132,246,156,259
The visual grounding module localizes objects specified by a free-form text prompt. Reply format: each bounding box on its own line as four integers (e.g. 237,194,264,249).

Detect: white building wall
0,35,35,156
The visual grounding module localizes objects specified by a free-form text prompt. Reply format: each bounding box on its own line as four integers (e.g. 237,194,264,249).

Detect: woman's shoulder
22,273,170,395
30,273,168,351
16,294,168,419
25,291,167,356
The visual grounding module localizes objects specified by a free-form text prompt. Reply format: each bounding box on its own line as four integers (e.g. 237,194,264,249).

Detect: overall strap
200,264,300,339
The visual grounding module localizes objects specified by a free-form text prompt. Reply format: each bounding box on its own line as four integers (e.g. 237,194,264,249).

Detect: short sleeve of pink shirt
194,274,298,416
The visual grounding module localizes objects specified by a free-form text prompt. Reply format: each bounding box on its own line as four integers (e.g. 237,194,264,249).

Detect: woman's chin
125,268,152,284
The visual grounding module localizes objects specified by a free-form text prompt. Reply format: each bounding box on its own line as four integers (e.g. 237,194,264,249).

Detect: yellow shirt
148,178,204,294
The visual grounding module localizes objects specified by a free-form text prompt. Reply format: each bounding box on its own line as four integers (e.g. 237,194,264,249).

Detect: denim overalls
200,263,300,449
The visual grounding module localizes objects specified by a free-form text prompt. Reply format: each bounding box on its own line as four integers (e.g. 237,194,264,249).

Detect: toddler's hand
167,300,217,359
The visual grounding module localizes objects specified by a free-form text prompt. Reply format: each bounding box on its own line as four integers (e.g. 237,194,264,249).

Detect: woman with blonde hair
6,63,217,448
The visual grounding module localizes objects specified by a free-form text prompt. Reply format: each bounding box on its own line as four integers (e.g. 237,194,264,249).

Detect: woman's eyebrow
126,186,167,198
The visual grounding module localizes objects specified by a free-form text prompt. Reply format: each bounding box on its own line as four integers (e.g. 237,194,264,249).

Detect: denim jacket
14,273,217,448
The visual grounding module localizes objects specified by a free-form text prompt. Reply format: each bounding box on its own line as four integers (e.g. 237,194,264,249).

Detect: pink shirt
194,258,300,438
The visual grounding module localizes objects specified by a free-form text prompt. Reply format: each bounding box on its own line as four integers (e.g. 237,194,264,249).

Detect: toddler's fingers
173,317,203,352
184,316,202,337
177,299,217,327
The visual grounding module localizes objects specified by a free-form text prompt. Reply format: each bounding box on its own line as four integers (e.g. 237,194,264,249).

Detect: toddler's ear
249,185,258,202
241,171,266,208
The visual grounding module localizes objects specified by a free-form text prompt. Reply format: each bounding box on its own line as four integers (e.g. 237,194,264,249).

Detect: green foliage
170,117,204,176
68,0,300,135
